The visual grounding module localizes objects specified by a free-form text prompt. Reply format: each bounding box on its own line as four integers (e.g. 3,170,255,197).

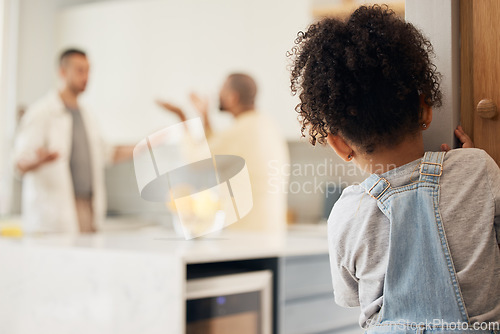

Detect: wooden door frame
460,0,475,140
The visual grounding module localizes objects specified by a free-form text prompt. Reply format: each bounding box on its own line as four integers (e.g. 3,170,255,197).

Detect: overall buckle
368,177,391,200
419,161,443,177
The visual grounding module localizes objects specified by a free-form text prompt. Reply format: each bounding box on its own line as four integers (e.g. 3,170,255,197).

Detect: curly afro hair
289,5,442,153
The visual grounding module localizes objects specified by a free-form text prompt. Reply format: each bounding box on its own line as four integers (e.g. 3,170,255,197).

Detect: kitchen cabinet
461,0,500,166
280,255,360,334
0,226,361,334
187,254,361,334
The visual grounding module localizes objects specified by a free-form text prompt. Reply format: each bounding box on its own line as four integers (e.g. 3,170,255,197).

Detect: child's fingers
455,126,466,138
454,126,474,148
441,143,451,152
454,128,465,142
442,126,474,151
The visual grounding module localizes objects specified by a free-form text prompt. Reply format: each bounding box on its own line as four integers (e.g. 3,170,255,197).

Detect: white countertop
2,221,329,264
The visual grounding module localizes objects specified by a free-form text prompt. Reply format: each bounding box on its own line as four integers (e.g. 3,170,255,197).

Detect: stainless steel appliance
186,270,272,334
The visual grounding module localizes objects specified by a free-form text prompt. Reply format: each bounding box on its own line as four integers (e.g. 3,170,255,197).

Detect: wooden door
461,0,500,166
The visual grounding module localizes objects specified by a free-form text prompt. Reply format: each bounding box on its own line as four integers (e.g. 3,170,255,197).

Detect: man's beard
218,99,226,112
70,83,86,94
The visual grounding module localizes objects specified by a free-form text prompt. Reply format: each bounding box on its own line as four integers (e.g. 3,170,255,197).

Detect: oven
186,270,272,334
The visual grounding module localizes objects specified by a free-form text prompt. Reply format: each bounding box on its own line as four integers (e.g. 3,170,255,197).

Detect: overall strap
419,151,446,184
360,151,446,201
360,174,391,201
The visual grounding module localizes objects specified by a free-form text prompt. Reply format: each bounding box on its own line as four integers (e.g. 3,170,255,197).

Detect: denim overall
360,152,497,334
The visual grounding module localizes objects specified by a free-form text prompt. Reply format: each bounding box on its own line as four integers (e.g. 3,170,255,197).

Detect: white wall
16,0,59,107
16,0,460,148
55,0,312,144
0,0,19,215
405,0,461,151
0,0,6,214
15,0,126,107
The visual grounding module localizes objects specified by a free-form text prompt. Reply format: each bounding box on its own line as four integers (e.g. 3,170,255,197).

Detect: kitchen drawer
283,294,360,334
282,254,333,300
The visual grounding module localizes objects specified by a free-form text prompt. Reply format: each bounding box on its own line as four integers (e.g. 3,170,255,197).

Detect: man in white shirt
15,49,133,234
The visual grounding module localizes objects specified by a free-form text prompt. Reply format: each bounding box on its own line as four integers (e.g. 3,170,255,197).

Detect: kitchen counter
0,221,332,334
13,226,329,264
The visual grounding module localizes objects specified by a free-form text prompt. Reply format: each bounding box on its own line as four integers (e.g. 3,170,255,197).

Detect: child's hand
441,125,474,152
454,125,474,148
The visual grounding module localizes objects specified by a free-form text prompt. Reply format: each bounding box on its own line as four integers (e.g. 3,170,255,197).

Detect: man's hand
156,95,212,136
189,92,211,135
441,125,474,152
156,100,187,122
189,92,209,118
17,147,59,174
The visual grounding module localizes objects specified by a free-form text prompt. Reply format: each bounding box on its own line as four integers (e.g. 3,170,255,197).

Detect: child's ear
326,133,354,162
419,95,433,129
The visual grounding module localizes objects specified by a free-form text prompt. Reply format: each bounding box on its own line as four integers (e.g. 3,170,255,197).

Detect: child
289,5,500,333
